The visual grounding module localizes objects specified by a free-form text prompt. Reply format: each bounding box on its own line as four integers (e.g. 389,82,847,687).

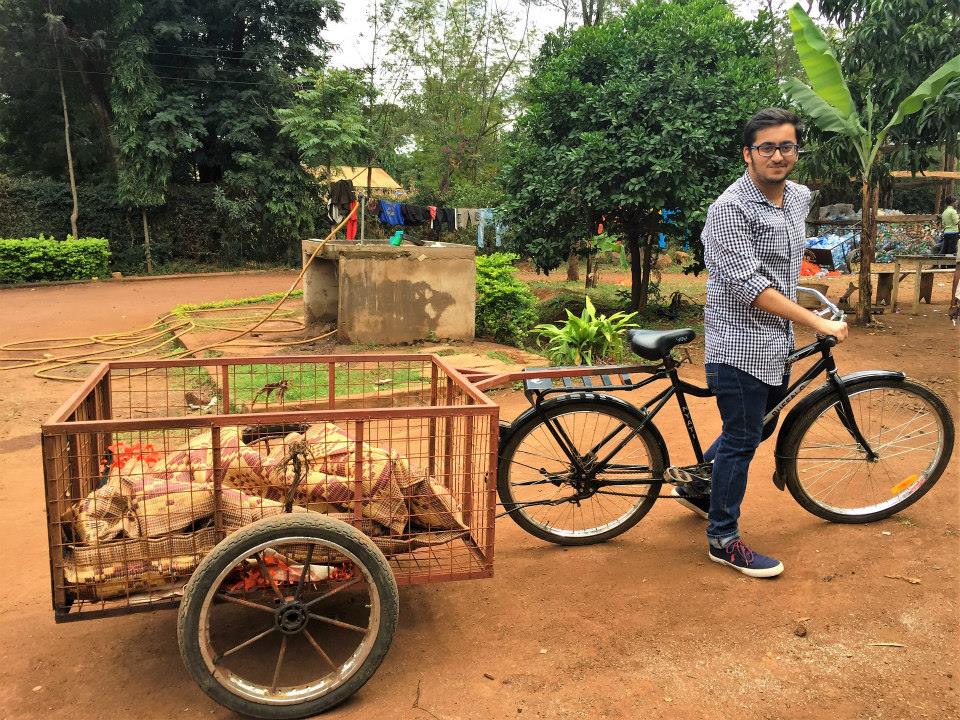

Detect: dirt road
0,272,957,720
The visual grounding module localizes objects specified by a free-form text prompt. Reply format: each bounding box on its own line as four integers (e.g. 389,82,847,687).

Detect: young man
941,196,959,259
673,108,848,578
948,196,960,322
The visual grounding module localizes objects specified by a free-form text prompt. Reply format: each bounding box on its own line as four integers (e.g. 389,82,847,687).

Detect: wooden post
42,434,69,613
442,378,455,488
462,416,474,534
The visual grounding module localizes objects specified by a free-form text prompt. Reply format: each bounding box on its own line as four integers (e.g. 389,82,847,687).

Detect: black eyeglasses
749,142,800,158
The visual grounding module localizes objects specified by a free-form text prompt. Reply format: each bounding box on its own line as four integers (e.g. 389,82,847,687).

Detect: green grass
172,290,304,317
485,350,513,364
228,363,425,405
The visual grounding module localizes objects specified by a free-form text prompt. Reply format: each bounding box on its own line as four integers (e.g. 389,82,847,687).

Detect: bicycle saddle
627,328,696,361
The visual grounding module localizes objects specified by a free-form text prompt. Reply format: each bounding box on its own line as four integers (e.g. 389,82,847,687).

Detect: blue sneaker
709,538,784,578
671,486,709,519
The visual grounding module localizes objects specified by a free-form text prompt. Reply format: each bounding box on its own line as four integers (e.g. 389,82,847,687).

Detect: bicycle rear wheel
497,398,665,545
781,378,954,523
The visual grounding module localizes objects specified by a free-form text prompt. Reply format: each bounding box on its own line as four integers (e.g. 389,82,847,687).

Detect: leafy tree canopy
498,0,779,308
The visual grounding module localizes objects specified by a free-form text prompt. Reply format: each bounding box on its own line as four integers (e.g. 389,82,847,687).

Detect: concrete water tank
302,239,476,344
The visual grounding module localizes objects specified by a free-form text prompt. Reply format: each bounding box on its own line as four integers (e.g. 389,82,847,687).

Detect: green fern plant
532,296,639,366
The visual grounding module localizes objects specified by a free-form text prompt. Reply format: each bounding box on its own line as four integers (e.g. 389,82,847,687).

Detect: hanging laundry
433,207,456,233
401,204,431,226
477,208,504,248
327,199,343,224
378,200,405,226
346,200,358,240
456,208,479,229
329,179,355,218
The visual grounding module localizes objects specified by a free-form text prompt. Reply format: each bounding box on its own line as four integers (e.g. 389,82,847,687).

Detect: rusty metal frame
41,354,500,621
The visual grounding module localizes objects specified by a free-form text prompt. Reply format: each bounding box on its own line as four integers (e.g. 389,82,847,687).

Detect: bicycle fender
771,370,906,490
500,393,671,469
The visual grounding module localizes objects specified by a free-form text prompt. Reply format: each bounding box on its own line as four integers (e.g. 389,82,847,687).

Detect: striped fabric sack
73,479,139,544
63,526,218,591
133,487,215,537
300,469,407,535
149,427,264,489
402,476,468,532
220,488,308,533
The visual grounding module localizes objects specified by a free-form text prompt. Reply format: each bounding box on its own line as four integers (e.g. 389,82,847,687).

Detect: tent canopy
323,165,402,191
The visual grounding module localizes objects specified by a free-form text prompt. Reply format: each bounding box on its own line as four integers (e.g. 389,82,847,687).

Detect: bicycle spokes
502,407,661,539
793,384,946,516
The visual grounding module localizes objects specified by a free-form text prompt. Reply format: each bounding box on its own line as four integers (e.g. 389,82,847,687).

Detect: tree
277,68,370,176
384,0,533,202
1,0,344,263
44,9,80,240
784,4,960,323
499,0,779,310
110,4,204,272
580,0,607,26
822,0,960,210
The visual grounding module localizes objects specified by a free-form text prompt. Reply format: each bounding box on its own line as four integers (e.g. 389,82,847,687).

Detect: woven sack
73,480,139,544
63,526,218,591
134,487,215,537
150,427,264,488
219,488,307,533
402,476,468,532
301,469,407,535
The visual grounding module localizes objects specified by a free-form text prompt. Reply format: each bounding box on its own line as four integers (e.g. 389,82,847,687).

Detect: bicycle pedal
665,463,712,485
665,466,695,485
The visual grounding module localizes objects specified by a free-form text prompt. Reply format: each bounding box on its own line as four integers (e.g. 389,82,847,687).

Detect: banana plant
784,3,960,323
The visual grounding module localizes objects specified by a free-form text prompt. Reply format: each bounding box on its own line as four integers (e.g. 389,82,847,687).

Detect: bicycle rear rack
521,367,643,403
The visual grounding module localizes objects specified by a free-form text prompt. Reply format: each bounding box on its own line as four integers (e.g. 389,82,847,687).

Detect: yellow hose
1,203,356,381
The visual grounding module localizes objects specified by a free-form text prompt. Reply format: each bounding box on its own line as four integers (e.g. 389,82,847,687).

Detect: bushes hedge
0,175,306,274
475,253,538,346
0,236,111,283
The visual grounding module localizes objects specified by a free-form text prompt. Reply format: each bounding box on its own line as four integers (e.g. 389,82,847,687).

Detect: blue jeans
703,363,790,547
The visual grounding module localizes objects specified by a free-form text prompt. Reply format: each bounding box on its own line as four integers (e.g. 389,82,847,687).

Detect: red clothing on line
346,201,358,240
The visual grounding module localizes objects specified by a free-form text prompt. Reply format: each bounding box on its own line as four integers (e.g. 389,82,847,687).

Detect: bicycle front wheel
497,399,665,545
782,378,954,523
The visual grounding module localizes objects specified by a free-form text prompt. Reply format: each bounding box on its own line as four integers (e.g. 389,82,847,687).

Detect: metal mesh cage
41,355,498,620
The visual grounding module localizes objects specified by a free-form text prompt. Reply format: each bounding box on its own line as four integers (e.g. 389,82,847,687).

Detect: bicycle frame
532,332,878,483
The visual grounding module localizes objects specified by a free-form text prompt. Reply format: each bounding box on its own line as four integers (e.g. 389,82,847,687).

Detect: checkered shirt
702,172,811,385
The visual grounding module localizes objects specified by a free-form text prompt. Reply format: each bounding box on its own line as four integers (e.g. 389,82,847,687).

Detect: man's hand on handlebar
813,317,848,343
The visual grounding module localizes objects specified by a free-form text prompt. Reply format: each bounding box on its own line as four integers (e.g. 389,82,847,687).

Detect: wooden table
890,254,956,314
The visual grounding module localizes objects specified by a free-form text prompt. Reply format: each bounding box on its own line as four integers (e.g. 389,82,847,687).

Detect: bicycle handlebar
796,286,845,323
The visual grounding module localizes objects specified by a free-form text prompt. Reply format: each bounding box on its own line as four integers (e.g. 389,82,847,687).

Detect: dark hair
742,108,804,148
947,196,956,206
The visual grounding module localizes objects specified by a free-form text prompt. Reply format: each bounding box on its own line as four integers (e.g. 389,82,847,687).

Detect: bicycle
494,287,955,545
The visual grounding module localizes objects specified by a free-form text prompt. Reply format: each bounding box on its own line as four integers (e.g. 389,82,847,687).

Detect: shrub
0,174,316,274
533,296,639,366
475,253,538,346
0,235,111,283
